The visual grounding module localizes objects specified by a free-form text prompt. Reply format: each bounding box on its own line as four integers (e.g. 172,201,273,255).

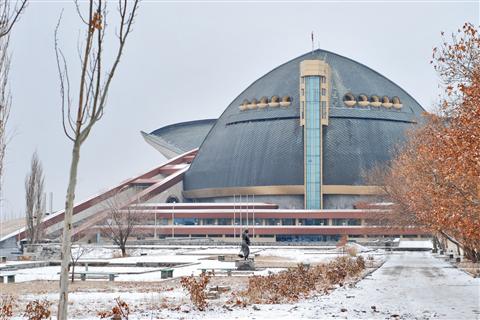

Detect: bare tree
0,0,27,205
0,35,11,203
25,152,44,244
70,244,93,283
0,1,27,38
101,195,139,257
55,1,140,318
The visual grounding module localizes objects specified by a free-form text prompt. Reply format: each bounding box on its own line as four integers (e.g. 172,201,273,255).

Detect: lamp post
252,194,255,239
239,194,242,234
233,195,236,240
154,211,157,239
246,194,249,228
172,201,176,239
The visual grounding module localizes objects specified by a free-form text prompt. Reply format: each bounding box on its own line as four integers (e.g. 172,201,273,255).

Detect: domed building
2,49,427,248
144,49,424,210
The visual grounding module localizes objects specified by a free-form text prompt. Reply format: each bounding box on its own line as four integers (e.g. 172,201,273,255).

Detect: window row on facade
143,217,363,226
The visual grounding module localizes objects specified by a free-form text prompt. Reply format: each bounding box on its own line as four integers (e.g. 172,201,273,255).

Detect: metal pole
246,194,248,229
253,194,255,239
154,210,157,239
172,202,175,239
49,192,53,215
233,195,236,240
239,195,242,233
43,192,47,217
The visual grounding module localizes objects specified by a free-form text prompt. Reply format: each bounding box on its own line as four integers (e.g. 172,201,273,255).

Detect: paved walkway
310,251,480,319
157,251,480,319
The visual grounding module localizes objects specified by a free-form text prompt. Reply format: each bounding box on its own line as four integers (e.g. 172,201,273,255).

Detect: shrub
180,272,212,311
0,295,14,320
98,297,130,320
356,256,366,269
23,300,51,320
237,256,366,305
345,245,358,257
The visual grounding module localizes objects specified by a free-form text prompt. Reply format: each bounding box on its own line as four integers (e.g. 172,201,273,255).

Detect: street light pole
252,194,255,239
233,194,236,240
172,201,175,239
239,194,242,234
154,211,157,239
246,194,249,229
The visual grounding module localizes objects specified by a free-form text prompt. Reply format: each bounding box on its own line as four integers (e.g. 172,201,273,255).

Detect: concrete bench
0,273,15,283
160,268,174,279
74,272,117,281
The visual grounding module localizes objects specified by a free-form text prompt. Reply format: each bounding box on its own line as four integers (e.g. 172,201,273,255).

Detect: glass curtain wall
305,76,321,209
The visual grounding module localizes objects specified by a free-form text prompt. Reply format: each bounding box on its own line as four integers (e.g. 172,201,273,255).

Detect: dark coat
242,232,251,246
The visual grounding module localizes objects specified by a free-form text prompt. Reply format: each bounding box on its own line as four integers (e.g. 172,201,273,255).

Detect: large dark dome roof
184,49,424,195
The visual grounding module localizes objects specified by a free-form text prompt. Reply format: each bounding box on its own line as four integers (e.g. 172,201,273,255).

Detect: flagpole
311,31,314,53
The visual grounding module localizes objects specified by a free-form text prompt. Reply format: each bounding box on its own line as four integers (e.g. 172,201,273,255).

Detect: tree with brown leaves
372,23,480,262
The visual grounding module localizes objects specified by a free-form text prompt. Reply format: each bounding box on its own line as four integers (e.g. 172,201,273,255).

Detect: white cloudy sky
2,0,478,220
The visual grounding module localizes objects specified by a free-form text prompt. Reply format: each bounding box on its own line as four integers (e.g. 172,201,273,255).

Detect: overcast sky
1,0,478,220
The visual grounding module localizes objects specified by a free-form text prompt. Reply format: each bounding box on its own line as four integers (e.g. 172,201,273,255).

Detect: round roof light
248,98,258,110
392,96,403,109
370,95,381,107
382,96,393,108
358,94,369,107
269,95,280,107
239,99,249,111
258,96,269,108
343,93,356,107
280,96,292,107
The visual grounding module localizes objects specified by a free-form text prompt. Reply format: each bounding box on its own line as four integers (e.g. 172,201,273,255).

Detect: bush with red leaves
238,256,366,304
180,271,212,311
23,300,51,320
0,295,14,320
97,297,130,320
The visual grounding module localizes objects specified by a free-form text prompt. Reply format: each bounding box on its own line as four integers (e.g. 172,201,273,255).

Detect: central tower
299,60,331,209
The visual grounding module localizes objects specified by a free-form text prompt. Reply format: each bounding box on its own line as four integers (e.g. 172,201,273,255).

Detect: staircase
0,149,197,245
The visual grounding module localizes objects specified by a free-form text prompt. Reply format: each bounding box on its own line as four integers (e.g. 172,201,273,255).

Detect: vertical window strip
304,76,321,209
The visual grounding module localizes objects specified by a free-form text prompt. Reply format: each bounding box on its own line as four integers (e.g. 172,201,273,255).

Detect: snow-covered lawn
8,245,350,283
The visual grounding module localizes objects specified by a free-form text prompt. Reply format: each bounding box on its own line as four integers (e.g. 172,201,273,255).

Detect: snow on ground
5,245,479,319
398,239,433,249
11,251,479,319
344,242,371,252
9,245,349,283
141,252,479,320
